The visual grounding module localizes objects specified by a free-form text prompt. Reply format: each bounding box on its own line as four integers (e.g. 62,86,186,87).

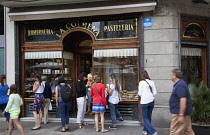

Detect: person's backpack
59,84,73,102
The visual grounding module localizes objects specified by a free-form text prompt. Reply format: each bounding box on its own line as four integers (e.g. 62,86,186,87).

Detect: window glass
24,51,73,98
0,6,4,35
0,48,4,74
181,48,202,85
93,48,139,101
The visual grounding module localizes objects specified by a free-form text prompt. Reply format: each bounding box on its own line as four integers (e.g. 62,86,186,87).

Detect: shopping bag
49,102,52,110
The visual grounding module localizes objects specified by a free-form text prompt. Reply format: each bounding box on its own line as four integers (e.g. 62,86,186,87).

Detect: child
2,84,25,135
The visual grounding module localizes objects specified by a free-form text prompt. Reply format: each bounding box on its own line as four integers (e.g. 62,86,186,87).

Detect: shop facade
2,0,210,127
20,14,141,120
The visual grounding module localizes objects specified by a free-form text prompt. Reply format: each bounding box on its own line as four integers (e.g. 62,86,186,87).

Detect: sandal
85,111,90,114
78,124,85,129
96,129,101,132
82,122,88,126
60,128,66,132
65,128,69,131
101,129,109,133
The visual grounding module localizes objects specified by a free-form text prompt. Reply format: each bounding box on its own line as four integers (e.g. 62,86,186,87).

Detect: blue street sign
144,18,152,28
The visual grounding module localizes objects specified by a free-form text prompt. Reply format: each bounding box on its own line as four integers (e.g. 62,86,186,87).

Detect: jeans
59,101,72,127
109,102,122,126
141,101,156,134
0,103,10,121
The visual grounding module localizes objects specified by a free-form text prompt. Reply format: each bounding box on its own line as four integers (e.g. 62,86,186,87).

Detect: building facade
1,0,210,127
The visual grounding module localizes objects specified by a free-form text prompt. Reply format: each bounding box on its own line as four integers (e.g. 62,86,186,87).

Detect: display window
24,51,73,98
93,48,139,101
181,47,205,85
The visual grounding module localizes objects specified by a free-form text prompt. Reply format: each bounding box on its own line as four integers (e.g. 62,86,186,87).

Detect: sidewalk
0,117,170,135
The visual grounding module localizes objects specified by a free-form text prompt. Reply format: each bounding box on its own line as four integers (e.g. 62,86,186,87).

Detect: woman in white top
108,74,124,129
31,75,45,130
138,70,158,135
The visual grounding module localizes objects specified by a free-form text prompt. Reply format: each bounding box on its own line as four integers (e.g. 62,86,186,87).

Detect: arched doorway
62,30,93,114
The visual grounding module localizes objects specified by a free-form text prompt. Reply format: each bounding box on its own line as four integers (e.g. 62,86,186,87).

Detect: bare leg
32,111,39,128
7,119,13,135
100,112,108,133
87,103,91,112
39,111,42,126
65,124,69,130
13,119,25,135
94,113,99,132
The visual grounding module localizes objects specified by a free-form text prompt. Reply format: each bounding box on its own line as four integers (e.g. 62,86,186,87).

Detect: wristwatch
179,114,184,116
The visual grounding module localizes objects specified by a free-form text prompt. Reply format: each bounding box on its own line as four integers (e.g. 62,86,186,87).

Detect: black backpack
59,84,73,102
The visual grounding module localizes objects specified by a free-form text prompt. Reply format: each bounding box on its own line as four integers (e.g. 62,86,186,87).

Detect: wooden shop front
19,14,142,120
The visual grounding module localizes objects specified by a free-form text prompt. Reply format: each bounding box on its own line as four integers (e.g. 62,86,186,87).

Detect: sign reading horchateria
24,18,137,43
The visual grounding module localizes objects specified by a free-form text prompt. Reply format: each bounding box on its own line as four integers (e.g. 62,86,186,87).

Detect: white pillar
5,7,15,86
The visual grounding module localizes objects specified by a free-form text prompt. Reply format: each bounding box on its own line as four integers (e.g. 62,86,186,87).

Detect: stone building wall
144,0,210,127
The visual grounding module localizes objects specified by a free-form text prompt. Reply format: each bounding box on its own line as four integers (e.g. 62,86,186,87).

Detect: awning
7,1,157,21
181,48,202,56
25,51,73,59
94,48,138,57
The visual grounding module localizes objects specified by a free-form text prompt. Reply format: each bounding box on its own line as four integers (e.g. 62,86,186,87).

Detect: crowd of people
0,68,195,135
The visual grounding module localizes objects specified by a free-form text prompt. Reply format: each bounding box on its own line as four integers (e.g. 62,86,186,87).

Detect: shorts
33,93,44,112
10,111,20,119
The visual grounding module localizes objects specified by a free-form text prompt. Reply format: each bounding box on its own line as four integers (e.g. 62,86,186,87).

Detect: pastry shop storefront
21,15,140,120
4,0,157,120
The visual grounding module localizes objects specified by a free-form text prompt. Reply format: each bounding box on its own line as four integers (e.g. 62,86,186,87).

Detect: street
0,117,170,135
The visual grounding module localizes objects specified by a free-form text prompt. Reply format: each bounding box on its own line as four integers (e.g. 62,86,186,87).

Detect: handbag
48,102,52,111
94,84,107,106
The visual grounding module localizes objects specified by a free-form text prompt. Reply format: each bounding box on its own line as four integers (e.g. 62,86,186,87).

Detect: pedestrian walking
108,74,124,129
138,70,158,135
169,69,195,135
76,72,88,129
42,76,52,124
31,75,44,130
0,74,10,123
55,76,73,132
90,76,108,133
2,84,25,135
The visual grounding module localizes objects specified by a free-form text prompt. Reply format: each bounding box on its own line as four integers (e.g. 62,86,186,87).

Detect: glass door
79,54,92,74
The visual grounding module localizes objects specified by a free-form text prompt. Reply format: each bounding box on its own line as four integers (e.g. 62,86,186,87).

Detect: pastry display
121,90,138,100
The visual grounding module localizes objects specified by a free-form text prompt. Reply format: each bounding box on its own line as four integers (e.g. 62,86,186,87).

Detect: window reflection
24,51,73,98
93,48,139,101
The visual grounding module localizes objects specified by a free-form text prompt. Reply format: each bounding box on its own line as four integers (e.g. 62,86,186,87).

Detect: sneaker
119,118,124,121
143,131,148,135
109,126,117,129
152,132,158,135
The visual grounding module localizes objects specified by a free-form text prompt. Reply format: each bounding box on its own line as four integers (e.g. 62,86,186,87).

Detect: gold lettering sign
103,24,134,32
27,29,54,36
25,19,137,43
56,22,100,38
